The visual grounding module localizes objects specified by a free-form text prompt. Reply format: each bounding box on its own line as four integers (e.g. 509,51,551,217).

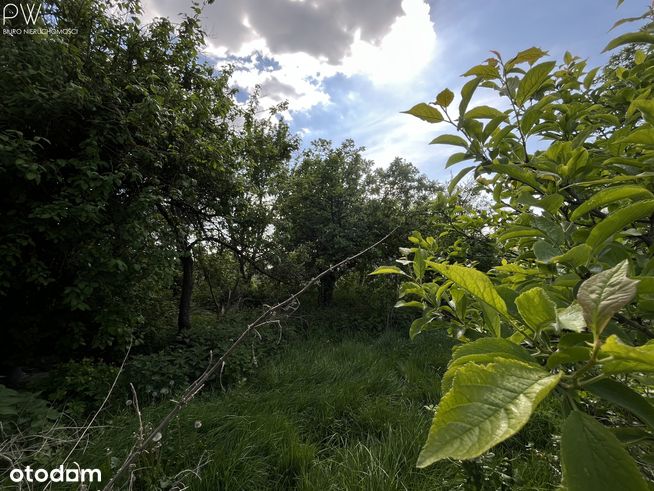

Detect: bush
0,384,58,435
43,359,120,418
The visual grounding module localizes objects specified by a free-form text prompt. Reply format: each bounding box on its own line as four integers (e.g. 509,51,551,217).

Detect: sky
143,0,647,180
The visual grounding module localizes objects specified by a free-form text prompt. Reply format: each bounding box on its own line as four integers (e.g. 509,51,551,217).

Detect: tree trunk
319,271,336,306
178,253,194,331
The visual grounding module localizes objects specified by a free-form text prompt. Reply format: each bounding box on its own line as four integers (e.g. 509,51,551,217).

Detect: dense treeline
0,0,490,370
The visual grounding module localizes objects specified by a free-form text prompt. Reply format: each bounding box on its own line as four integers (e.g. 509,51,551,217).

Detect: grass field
50,328,562,490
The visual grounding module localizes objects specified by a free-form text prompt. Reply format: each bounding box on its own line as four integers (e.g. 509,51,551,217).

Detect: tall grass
38,329,560,490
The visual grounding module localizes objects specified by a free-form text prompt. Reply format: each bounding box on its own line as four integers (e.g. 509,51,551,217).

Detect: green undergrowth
43,329,560,490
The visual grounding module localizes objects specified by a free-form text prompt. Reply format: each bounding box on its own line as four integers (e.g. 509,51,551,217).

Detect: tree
365,158,442,262
278,139,373,305
375,4,654,487
0,0,176,359
0,0,298,359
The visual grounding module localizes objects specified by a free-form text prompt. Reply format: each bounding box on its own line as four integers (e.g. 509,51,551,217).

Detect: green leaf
448,166,475,194
479,302,501,337
555,303,587,333
599,335,654,374
464,106,508,120
586,379,654,429
583,67,600,90
459,78,482,122
577,261,639,337
560,147,589,177
417,360,560,467
612,427,654,445
497,227,545,242
441,338,536,393
394,300,424,309
445,152,469,168
586,200,654,251
410,317,429,339
516,61,556,105
505,47,549,70
546,346,591,369
487,162,543,191
627,99,654,124
619,128,654,145
399,282,422,298
462,64,500,79
409,317,447,339
370,265,407,276
430,134,468,148
515,287,557,332
565,172,654,188
570,186,653,221
538,194,565,214
402,103,444,123
413,249,428,281
603,32,654,52
551,244,592,268
435,88,454,107
561,411,648,491
610,13,650,31
533,240,559,262
427,262,508,316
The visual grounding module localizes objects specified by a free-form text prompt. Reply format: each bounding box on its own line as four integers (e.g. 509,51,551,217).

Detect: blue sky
146,0,647,179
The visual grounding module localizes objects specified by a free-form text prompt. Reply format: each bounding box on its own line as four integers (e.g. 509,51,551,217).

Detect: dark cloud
259,77,300,98
145,0,404,62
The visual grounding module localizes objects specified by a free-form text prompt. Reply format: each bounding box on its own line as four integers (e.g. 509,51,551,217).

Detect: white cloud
144,0,437,116
342,0,436,86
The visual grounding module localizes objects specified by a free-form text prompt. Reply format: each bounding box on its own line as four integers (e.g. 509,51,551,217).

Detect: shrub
376,5,654,489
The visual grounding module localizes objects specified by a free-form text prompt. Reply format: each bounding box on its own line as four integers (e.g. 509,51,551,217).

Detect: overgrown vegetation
13,331,568,490
373,2,654,489
2,0,654,489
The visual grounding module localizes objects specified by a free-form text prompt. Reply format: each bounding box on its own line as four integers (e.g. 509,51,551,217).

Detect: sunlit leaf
570,186,653,221
515,287,557,332
427,262,508,316
462,64,500,79
619,128,654,145
441,338,536,393
505,47,549,70
417,360,560,467
599,335,654,374
369,265,408,276
603,32,654,52
402,103,444,123
577,261,639,337
516,61,556,105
